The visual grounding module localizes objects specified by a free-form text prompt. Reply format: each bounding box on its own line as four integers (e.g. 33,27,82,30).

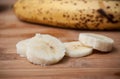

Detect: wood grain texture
0,1,120,79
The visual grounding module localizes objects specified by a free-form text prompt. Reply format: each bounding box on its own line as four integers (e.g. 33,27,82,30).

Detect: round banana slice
79,33,114,52
16,38,30,57
64,41,93,57
26,34,65,65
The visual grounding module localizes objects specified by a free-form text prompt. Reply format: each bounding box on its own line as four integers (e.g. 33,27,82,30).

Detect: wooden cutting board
0,1,120,79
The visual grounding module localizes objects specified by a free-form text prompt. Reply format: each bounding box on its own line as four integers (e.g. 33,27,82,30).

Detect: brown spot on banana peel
19,0,24,3
97,9,118,24
106,6,110,9
64,1,68,4
98,0,119,24
73,3,77,6
116,3,119,6
22,6,26,9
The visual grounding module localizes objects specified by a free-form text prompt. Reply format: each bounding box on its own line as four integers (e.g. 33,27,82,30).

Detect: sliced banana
64,41,93,57
16,38,30,57
16,32,114,65
26,34,65,65
79,33,114,52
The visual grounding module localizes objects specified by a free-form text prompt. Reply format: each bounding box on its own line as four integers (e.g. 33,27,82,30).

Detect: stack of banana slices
16,33,114,65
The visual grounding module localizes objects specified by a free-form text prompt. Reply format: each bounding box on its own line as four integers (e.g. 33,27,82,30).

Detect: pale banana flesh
26,34,65,65
16,33,114,65
14,0,120,30
16,33,65,65
16,38,30,57
64,41,93,57
79,33,114,52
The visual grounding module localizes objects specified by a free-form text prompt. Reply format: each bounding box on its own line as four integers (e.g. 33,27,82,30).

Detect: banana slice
26,34,65,65
79,33,114,52
16,38,30,57
64,41,93,57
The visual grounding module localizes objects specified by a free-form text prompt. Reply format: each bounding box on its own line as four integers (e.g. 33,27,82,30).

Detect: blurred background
0,0,16,11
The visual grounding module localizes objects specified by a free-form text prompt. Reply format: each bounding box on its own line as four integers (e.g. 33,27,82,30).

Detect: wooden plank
0,68,120,79
0,58,120,69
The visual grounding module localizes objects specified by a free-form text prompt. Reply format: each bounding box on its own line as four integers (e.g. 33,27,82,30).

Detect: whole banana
14,0,120,30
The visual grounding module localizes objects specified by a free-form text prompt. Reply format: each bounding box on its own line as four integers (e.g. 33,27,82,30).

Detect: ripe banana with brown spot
14,0,120,30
